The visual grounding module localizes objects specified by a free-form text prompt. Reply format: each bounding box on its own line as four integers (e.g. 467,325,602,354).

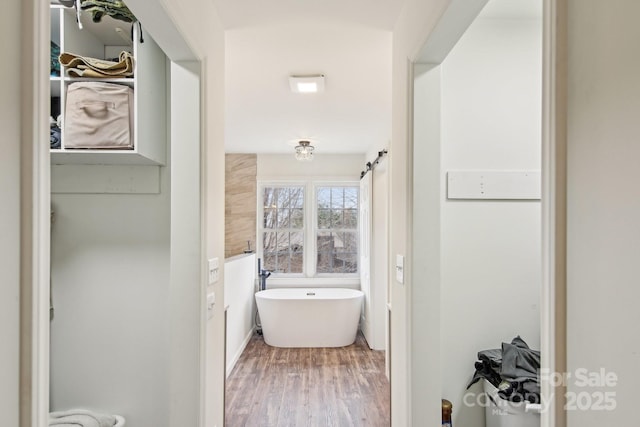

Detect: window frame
257,182,307,277
312,182,360,277
257,180,360,279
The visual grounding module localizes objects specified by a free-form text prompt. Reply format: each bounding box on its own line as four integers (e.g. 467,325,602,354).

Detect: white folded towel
49,409,116,427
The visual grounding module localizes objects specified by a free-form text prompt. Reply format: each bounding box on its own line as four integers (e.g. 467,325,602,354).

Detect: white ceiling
216,0,402,154
217,0,541,155
479,0,542,19
212,0,406,31
224,22,392,154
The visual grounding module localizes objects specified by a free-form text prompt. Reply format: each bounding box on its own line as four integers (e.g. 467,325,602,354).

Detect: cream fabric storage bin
64,82,134,149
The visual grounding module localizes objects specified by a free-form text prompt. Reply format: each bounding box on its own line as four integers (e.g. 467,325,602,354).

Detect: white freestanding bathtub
255,288,364,348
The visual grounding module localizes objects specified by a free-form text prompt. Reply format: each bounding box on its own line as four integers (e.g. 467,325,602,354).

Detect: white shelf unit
50,5,167,165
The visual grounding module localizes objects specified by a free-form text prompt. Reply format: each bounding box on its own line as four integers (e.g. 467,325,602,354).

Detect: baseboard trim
226,328,254,378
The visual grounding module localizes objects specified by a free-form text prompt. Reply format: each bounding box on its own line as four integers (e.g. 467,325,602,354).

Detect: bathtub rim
255,287,364,301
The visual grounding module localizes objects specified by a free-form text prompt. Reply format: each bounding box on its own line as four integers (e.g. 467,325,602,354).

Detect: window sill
265,277,361,289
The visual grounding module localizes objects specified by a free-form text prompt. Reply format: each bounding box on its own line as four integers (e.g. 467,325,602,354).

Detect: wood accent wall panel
225,154,257,258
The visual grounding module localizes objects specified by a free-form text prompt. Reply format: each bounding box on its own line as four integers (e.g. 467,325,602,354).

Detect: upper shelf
49,4,167,166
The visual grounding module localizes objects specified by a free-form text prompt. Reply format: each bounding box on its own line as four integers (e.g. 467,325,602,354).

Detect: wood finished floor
225,332,390,427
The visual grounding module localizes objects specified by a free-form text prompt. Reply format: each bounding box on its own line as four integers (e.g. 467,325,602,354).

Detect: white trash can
484,380,540,427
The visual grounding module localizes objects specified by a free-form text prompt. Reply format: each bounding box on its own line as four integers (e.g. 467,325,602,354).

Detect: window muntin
316,186,359,274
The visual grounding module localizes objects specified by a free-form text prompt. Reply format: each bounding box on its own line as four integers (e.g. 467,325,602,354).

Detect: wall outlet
206,291,215,319
208,257,219,284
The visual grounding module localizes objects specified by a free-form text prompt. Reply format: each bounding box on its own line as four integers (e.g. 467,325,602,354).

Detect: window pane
340,231,358,253
344,187,358,209
289,187,304,208
260,185,305,275
331,209,344,228
342,253,358,273
318,208,331,229
344,209,357,228
317,231,335,253
263,231,277,252
272,258,287,274
317,231,341,274
277,208,290,228
264,208,276,228
275,188,289,208
263,252,277,271
272,232,289,273
333,232,347,252
290,232,304,255
316,250,332,273
275,231,290,252
331,187,344,208
290,253,304,273
263,187,276,209
291,208,304,228
317,187,331,208
315,186,359,274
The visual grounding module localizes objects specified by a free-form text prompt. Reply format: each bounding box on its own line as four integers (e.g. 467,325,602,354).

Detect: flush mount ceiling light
289,74,325,93
294,140,315,161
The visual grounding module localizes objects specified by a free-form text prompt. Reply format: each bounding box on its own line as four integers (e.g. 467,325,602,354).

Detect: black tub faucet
257,258,271,291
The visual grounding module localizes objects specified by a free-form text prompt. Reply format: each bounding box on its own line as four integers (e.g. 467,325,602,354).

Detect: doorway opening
411,0,544,426
223,154,391,425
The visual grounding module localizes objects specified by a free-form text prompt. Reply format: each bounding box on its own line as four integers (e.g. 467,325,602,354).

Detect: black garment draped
468,336,540,403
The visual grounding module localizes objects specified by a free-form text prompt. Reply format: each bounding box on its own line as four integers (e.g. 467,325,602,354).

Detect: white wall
439,14,542,427
390,0,451,424
566,1,640,425
224,254,256,377
0,1,21,424
126,1,227,426
201,18,227,427
50,165,171,425
257,153,364,179
169,60,203,427
412,62,443,426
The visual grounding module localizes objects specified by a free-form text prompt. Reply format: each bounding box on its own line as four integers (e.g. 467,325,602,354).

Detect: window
259,182,359,277
261,186,304,273
316,186,359,274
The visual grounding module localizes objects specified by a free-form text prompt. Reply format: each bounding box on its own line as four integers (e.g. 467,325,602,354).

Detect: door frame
21,0,51,425
540,0,567,426
25,1,208,426
25,0,567,426
407,0,565,426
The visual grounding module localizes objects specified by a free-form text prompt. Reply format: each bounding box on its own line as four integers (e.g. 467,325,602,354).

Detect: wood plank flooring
225,332,390,427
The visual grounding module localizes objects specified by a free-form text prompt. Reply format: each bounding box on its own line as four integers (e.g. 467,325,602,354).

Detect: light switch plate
396,254,404,284
208,257,219,284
